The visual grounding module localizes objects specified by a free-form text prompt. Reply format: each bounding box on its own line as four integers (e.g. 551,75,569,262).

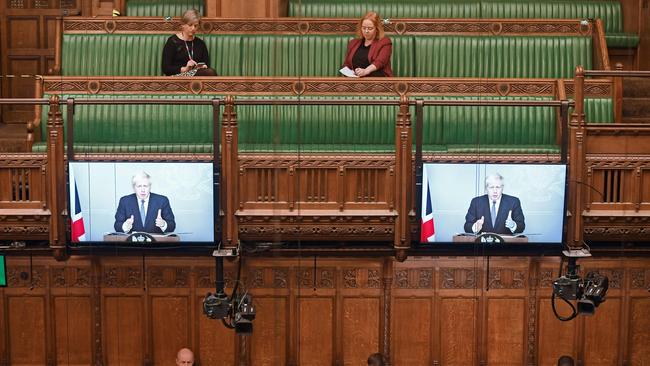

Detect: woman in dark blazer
342,11,393,77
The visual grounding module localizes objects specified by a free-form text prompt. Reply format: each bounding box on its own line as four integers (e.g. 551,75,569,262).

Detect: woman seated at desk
162,9,217,76
342,11,393,77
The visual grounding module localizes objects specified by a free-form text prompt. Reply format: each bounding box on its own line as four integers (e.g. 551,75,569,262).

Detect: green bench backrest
288,0,482,18
419,96,556,151
414,36,592,78
583,97,614,123
37,94,217,153
125,0,204,17
61,34,586,78
35,94,587,154
288,0,624,33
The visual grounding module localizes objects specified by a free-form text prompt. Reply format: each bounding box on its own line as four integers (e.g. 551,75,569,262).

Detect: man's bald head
176,348,194,366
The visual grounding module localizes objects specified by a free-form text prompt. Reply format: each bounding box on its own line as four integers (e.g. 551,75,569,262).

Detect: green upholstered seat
125,0,204,17
414,36,592,78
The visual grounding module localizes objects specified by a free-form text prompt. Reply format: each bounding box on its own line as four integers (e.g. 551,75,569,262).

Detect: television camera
552,249,609,321
202,246,256,334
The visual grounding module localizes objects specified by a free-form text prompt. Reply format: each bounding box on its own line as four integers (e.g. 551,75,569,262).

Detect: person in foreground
367,352,387,366
557,355,575,366
114,172,176,234
162,9,217,76
464,173,525,235
176,348,194,365
342,11,393,77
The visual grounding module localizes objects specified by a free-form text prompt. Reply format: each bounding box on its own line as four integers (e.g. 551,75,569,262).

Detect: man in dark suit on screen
114,172,176,234
464,173,525,235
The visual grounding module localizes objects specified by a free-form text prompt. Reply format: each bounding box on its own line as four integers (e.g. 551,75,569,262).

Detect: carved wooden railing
571,67,650,241
6,77,581,256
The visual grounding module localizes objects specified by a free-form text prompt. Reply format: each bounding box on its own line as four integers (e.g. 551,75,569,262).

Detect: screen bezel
0,255,6,287
414,162,569,255
66,161,220,249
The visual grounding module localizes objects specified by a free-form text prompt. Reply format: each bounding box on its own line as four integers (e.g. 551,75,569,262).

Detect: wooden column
381,257,394,365
393,95,411,260
221,95,238,247
568,66,586,249
46,95,66,258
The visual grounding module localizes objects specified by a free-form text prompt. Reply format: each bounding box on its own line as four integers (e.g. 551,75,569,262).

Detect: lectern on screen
418,163,567,248
68,162,216,247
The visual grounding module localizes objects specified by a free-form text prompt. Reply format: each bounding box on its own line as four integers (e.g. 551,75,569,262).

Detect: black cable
551,292,578,321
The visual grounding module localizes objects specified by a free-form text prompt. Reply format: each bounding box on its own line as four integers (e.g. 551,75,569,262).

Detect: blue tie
139,199,146,226
491,201,497,228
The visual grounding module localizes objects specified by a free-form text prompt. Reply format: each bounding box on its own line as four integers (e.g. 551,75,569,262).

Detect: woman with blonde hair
162,9,217,76
342,11,393,77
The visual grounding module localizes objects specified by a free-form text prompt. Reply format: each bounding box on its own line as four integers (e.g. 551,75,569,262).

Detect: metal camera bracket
562,248,592,258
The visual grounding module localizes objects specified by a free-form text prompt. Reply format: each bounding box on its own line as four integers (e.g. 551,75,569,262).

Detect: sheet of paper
339,66,358,78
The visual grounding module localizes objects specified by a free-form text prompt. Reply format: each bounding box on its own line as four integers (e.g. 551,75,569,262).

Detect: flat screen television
418,163,567,250
68,162,217,247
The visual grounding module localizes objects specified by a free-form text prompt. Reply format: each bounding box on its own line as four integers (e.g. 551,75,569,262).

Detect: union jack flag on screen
420,168,435,242
69,169,86,242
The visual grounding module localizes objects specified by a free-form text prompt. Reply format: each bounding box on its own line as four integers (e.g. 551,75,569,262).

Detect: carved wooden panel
104,296,144,365
537,298,576,365
628,298,650,364
439,298,477,365
342,297,380,366
54,296,92,365
298,297,334,366
151,296,190,365
486,298,525,365
8,296,47,365
392,298,432,366
198,296,236,365
583,298,623,365
250,297,288,365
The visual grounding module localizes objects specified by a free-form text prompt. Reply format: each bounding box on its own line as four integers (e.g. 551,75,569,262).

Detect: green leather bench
125,0,204,17
61,33,586,78
35,94,592,154
414,36,592,78
287,0,638,48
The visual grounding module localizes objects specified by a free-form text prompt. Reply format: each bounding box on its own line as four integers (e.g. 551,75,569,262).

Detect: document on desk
339,66,358,78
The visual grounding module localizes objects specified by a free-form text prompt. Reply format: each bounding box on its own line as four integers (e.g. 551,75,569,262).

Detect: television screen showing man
114,172,176,234
464,173,525,235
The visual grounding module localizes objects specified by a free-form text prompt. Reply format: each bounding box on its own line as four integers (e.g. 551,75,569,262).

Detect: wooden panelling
7,296,47,365
151,296,190,365
537,298,577,365
197,297,237,365
439,298,478,366
583,298,622,366
7,17,39,49
104,296,144,365
298,297,333,366
54,296,92,365
486,298,525,365
342,297,380,366
250,297,288,365
628,298,650,365
0,257,648,365
392,298,432,366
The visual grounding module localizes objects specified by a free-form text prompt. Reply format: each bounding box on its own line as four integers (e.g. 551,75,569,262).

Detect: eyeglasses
361,26,375,32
